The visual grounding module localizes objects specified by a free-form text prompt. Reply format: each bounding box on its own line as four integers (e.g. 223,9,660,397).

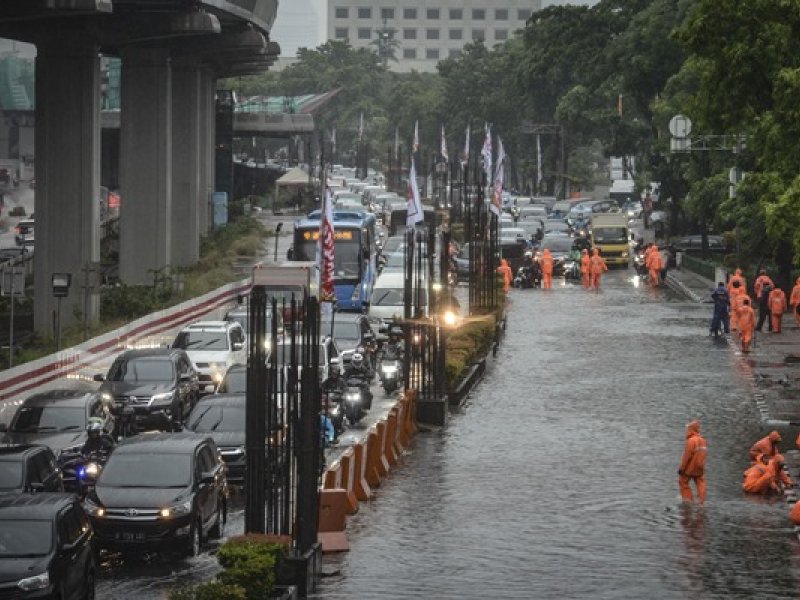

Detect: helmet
524,251,533,258
87,417,104,438
351,352,364,369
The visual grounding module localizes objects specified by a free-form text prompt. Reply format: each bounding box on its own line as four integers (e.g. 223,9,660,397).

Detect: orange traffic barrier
365,427,389,488
338,448,359,515
351,441,372,501
395,397,410,450
318,488,349,553
375,421,393,470
404,389,418,437
384,408,400,466
322,460,342,490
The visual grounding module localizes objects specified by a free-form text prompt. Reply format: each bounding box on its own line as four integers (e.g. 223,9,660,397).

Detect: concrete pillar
198,69,216,234
170,60,201,266
119,48,172,284
33,44,101,337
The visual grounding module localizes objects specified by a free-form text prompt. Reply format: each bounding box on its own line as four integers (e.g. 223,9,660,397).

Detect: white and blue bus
292,210,378,311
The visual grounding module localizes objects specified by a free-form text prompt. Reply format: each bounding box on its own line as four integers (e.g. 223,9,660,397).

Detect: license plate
116,532,146,542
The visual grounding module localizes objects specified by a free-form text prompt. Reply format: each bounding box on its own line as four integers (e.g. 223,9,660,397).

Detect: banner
316,187,336,315
406,158,424,229
412,120,419,154
481,124,492,183
491,136,505,216
441,125,449,161
536,134,543,190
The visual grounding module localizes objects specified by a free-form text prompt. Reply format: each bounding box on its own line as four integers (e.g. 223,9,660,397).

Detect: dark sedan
186,394,247,484
539,234,577,276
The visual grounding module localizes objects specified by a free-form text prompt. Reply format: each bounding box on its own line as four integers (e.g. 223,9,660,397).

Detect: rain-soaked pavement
98,269,800,598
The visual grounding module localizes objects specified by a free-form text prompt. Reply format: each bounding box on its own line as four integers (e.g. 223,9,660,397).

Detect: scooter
379,357,401,394
322,389,346,439
342,382,365,426
60,450,107,498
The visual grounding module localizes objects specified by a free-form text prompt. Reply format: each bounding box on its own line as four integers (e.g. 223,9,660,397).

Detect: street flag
536,134,543,189
462,123,470,167
491,137,505,216
481,123,492,181
618,94,623,117
406,158,424,229
441,125,449,162
317,187,336,316
358,112,364,140
394,125,400,158
330,127,336,153
412,120,419,154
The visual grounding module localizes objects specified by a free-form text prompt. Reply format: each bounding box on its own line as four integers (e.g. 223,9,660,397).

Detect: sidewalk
667,267,800,426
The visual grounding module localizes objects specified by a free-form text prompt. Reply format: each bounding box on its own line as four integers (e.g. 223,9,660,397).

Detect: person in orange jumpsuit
743,454,792,494
754,269,774,302
768,285,787,333
541,249,554,289
728,280,745,331
678,420,707,503
728,268,746,292
748,430,782,462
589,249,608,291
646,246,663,287
580,249,591,289
790,277,800,328
790,500,800,525
737,296,756,353
497,258,512,294
743,453,770,490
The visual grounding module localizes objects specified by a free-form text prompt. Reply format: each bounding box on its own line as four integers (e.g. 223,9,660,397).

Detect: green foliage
215,535,288,600
446,316,497,389
169,582,247,600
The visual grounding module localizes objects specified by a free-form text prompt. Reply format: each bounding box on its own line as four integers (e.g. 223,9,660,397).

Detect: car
0,493,96,599
321,313,375,366
499,227,527,244
623,199,643,219
224,303,284,337
0,445,63,494
568,200,602,220
368,271,429,323
85,432,227,556
673,234,726,252
273,336,341,384
0,388,115,460
172,321,248,393
539,234,579,275
95,348,200,431
215,364,246,394
14,218,34,247
453,243,471,282
543,219,572,235
518,205,548,220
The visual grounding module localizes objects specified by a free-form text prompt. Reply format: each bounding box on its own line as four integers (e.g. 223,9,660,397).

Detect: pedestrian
754,269,774,302
580,249,591,289
743,454,792,495
737,296,756,353
647,246,664,287
541,249,554,290
790,277,800,328
678,420,708,503
768,285,787,333
497,258,512,294
756,282,773,332
710,282,730,336
748,430,782,462
743,454,771,491
589,248,608,291
729,280,745,331
728,268,747,297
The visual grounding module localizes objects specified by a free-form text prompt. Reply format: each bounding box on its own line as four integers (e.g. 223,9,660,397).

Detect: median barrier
322,460,342,490
396,395,411,449
365,427,389,488
337,448,360,515
374,420,393,472
383,407,400,466
350,441,372,501
317,488,349,553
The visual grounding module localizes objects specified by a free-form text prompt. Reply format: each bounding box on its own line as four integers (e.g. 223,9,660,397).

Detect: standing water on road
314,271,800,599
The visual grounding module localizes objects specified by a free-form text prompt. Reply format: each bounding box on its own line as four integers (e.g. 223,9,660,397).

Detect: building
272,0,327,60
327,1,542,72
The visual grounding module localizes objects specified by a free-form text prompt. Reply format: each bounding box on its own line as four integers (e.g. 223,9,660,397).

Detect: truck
609,179,636,205
590,213,630,267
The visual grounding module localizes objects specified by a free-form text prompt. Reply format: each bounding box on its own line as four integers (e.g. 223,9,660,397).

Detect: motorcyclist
383,324,405,361
343,351,373,410
81,418,115,458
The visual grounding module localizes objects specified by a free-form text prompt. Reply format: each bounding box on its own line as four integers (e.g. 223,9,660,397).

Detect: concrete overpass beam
119,48,172,284
33,44,101,337
198,68,216,234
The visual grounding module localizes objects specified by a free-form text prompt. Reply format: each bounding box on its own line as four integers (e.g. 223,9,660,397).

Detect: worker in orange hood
737,296,756,353
754,269,775,301
580,249,590,289
748,431,782,462
790,277,800,328
768,286,787,333
743,454,792,494
728,268,746,296
729,280,746,331
589,249,608,291
646,247,663,287
497,258,512,294
743,454,770,491
678,420,707,503
541,249,554,289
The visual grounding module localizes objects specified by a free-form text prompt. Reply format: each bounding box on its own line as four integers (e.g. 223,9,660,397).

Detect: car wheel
184,519,202,558
84,570,96,600
209,499,225,539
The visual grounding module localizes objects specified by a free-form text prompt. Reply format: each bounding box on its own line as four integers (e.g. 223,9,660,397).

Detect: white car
172,321,247,393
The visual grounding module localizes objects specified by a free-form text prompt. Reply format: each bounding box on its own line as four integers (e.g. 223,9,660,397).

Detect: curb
665,271,704,303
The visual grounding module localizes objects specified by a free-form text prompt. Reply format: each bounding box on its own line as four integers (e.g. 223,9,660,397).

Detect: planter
448,358,486,406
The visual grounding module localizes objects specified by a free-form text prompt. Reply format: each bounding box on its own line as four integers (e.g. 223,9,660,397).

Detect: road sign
1,269,24,297
669,114,692,138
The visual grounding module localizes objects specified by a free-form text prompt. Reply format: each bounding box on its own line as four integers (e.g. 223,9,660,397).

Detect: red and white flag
492,136,505,216
317,187,336,315
441,125,449,162
462,123,470,167
412,120,419,154
406,158,424,229
481,124,492,182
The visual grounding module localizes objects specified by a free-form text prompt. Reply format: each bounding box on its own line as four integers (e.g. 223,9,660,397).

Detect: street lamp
274,222,283,262
51,273,72,351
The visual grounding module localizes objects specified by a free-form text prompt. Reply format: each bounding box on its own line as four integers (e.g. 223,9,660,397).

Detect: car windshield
220,369,246,394
188,404,245,433
100,452,191,488
322,321,360,342
226,312,274,334
0,520,52,557
0,461,22,491
541,237,575,253
372,288,405,306
108,358,174,382
593,227,628,244
12,405,85,432
173,330,229,351
274,344,326,366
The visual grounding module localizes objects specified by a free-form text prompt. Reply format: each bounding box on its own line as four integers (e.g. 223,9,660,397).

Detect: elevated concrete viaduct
0,1,279,336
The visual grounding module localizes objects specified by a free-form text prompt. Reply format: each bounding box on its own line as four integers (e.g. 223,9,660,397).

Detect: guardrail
679,253,717,281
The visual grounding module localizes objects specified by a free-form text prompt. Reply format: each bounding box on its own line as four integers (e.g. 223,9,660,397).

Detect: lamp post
51,273,72,352
274,222,283,262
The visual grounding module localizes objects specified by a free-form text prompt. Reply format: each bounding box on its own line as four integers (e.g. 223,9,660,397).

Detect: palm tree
370,18,399,68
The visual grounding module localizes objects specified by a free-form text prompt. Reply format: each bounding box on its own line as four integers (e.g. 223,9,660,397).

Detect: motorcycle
514,265,540,289
379,357,401,394
322,389,346,439
342,376,371,425
60,450,108,498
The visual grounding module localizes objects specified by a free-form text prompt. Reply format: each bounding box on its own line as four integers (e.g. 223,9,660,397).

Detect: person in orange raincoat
743,454,792,494
790,499,800,525
748,431,782,462
737,296,756,353
646,246,663,287
768,285,787,333
728,268,746,295
743,454,770,491
790,277,800,328
754,269,774,301
541,249,554,289
728,280,746,331
678,420,707,503
589,249,608,291
497,258,512,294
580,249,591,289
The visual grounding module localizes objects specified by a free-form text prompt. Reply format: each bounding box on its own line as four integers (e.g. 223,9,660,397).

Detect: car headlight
17,572,49,592
160,500,192,518
329,404,341,416
84,462,101,478
84,498,105,517
101,392,113,403
150,392,173,405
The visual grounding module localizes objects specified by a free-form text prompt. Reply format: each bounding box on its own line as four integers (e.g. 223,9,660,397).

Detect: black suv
0,445,63,494
85,433,227,557
215,364,246,394
0,388,115,458
0,493,95,599
95,348,200,431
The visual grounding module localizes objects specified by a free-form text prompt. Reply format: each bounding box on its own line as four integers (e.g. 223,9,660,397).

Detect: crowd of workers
497,248,611,293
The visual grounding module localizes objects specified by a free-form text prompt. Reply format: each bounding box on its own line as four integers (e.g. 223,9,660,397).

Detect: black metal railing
466,177,499,315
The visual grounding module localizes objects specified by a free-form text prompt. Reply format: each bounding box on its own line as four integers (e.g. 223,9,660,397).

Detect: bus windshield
294,229,362,282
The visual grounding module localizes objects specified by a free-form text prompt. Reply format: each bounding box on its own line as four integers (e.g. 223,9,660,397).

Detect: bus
291,211,378,311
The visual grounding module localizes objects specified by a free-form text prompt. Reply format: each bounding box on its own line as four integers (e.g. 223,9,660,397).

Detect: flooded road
314,271,800,599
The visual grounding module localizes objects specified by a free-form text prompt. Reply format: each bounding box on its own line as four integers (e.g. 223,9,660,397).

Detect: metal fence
680,253,717,282
465,177,499,315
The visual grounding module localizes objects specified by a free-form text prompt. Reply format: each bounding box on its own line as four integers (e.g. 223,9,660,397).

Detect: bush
216,534,289,600
169,582,247,600
445,315,497,389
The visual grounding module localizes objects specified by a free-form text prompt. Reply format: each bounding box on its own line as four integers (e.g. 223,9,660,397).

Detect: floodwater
313,271,800,599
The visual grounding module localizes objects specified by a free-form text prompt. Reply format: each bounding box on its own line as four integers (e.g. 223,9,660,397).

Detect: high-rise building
327,1,542,72
273,0,326,59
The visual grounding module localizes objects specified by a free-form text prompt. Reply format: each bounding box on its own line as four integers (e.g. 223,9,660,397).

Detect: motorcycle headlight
150,392,173,405
160,500,192,518
17,572,49,592
344,392,360,402
101,392,113,403
329,404,341,416
621,251,629,258
84,462,101,478
381,364,398,374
